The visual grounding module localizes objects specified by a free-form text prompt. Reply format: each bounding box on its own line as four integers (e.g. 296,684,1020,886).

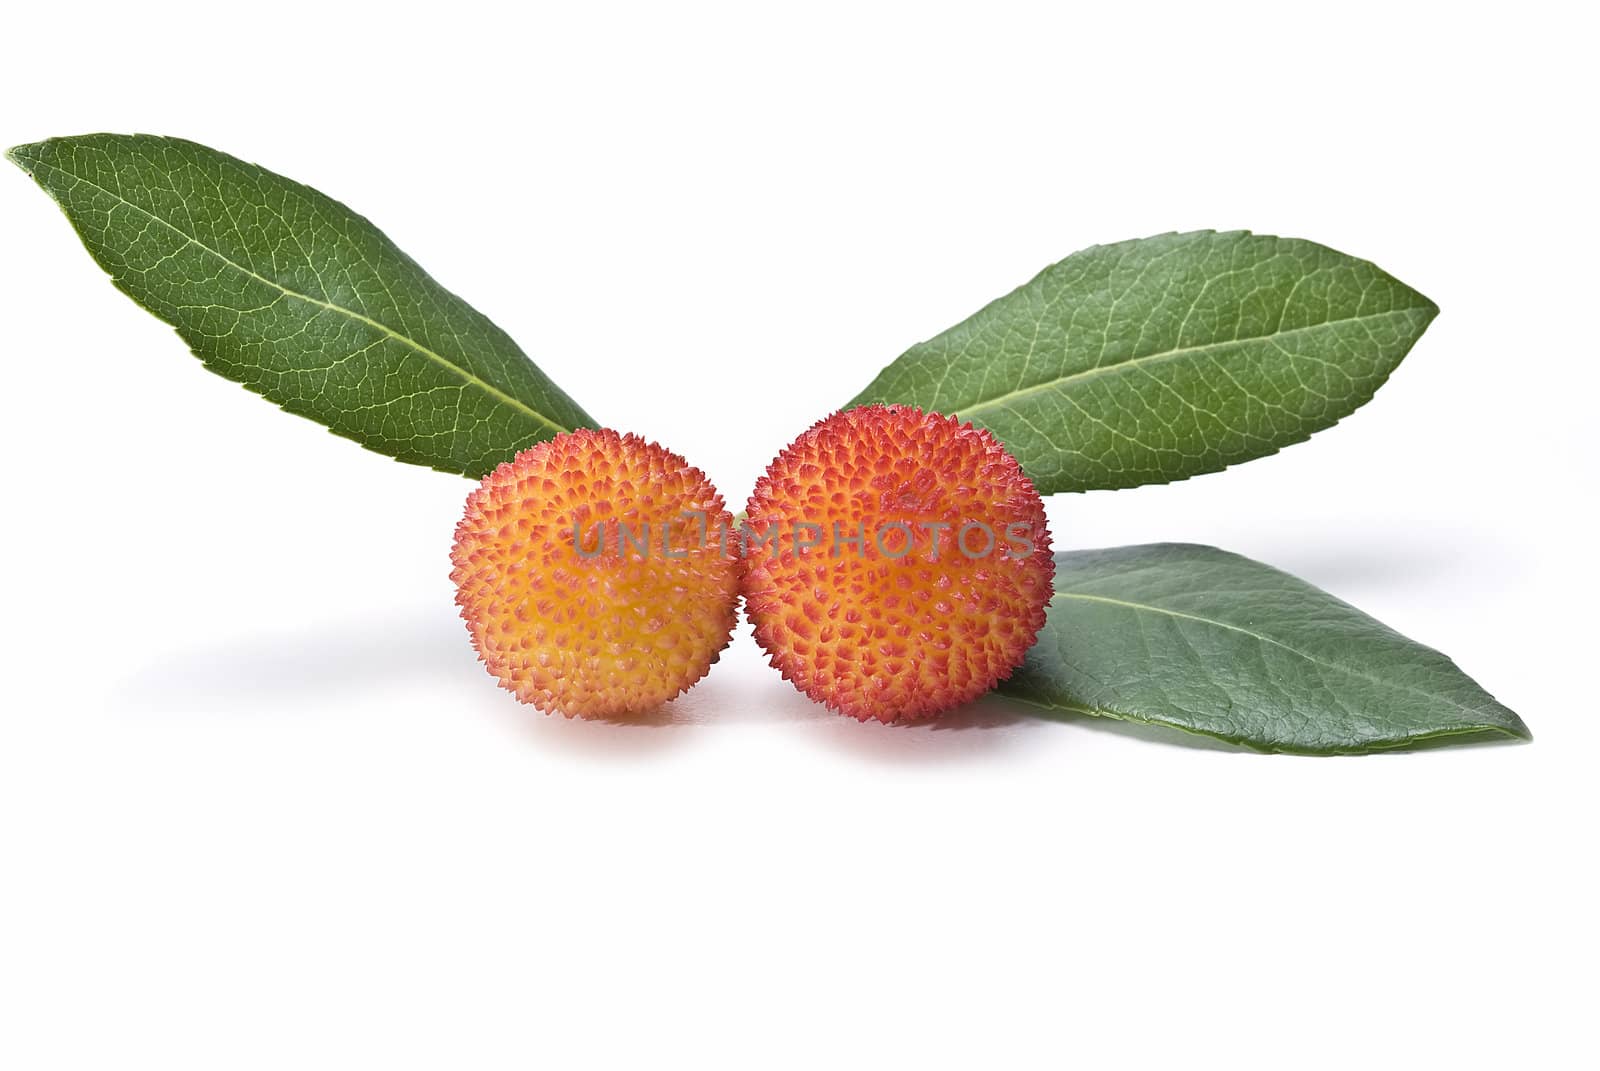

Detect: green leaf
8,134,593,477
1000,544,1529,754
848,231,1438,493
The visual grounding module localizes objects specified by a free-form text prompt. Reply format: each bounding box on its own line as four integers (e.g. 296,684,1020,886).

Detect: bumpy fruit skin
743,405,1054,723
451,429,738,718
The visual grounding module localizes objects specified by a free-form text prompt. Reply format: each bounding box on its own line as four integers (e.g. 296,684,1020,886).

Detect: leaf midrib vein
24,155,569,436
958,306,1428,419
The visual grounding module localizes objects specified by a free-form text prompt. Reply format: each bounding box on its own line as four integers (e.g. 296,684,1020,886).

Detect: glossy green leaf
849,231,1437,493
8,134,592,477
1001,544,1529,754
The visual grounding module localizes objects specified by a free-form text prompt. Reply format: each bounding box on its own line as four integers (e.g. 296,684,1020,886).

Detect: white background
2,3,1595,1068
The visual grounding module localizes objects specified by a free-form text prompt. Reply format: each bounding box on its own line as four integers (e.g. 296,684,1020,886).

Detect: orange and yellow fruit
451,429,739,718
741,405,1054,722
